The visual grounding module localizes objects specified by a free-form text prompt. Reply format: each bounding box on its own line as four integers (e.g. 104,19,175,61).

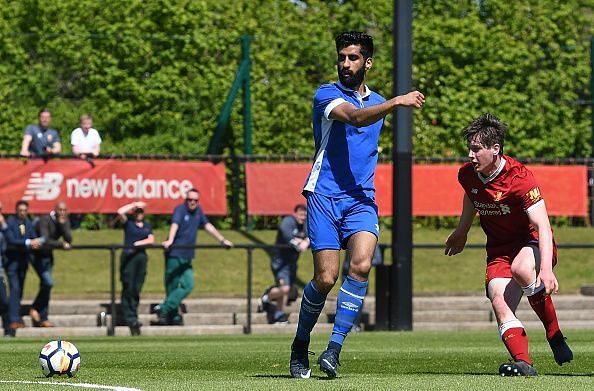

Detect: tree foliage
0,0,591,158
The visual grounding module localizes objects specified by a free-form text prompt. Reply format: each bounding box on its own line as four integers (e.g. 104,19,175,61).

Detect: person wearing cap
117,201,154,336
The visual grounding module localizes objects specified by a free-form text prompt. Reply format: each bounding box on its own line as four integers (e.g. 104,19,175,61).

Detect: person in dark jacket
3,200,43,336
30,201,72,327
0,203,10,335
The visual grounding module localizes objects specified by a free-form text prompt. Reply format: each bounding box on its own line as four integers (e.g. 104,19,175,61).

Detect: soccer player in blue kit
289,31,425,378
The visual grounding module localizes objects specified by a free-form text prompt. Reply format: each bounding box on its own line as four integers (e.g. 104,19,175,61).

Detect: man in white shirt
70,114,102,159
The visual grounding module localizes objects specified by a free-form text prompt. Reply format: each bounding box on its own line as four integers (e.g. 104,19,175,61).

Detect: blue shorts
306,191,379,251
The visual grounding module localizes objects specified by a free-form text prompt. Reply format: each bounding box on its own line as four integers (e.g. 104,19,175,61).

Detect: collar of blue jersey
335,81,371,98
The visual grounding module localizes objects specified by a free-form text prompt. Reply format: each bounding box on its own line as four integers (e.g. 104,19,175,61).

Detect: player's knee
280,285,290,294
314,273,338,294
510,262,532,281
490,294,508,314
349,258,372,279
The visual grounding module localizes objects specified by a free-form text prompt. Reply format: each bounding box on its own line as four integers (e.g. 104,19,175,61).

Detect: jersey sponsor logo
473,200,511,216
23,172,63,201
527,187,541,202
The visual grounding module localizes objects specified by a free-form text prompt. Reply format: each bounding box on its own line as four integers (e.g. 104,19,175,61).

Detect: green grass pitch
0,330,592,390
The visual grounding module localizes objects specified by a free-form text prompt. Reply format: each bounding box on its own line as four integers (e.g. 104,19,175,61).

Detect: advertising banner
0,159,227,214
246,162,587,217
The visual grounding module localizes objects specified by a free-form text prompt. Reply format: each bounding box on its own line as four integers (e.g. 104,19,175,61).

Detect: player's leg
511,244,572,365
290,192,341,379
318,197,378,378
488,277,531,363
290,249,340,378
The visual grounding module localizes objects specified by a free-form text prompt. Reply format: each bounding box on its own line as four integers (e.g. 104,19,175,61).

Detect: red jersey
458,155,547,259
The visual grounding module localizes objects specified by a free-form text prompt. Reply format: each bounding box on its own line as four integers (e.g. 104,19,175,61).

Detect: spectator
3,200,43,337
117,201,154,336
30,201,72,328
152,188,233,326
20,108,61,158
0,203,9,336
71,114,102,159
259,204,309,324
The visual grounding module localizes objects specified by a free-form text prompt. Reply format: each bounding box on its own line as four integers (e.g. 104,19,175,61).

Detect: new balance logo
471,188,478,194
23,172,63,201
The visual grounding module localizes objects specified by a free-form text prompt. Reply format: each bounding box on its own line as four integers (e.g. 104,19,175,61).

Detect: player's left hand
538,269,559,295
397,90,425,108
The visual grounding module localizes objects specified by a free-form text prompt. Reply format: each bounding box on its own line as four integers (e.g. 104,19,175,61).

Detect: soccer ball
39,340,81,377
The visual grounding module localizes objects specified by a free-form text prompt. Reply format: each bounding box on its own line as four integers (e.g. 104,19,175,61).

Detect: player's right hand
444,230,467,256
398,90,425,108
162,240,173,249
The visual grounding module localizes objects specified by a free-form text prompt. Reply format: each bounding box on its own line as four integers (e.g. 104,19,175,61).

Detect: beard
338,65,365,90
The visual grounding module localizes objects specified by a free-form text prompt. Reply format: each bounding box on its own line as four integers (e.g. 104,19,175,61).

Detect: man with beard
289,31,424,379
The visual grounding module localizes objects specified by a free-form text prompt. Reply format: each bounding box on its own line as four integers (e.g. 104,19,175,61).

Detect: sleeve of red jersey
515,170,544,212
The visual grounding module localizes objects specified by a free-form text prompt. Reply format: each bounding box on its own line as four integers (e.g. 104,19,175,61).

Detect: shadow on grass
250,374,336,381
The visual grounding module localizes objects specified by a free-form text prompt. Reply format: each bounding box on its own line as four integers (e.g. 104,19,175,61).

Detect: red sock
502,327,531,364
528,290,561,341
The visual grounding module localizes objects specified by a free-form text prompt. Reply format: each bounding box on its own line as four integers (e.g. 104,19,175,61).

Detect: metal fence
6,241,594,336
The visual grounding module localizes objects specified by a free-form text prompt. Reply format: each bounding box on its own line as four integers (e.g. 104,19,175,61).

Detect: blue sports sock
295,281,327,343
329,275,368,349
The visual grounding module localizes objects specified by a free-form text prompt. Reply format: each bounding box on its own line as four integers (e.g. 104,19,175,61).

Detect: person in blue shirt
290,31,424,379
117,201,154,336
3,200,44,336
152,188,233,326
20,108,61,158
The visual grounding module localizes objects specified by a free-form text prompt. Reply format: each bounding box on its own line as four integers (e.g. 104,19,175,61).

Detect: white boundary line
0,380,142,390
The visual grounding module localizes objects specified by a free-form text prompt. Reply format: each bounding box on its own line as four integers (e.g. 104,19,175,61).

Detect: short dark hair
16,200,29,209
294,204,306,213
462,113,507,154
335,31,374,59
38,108,51,117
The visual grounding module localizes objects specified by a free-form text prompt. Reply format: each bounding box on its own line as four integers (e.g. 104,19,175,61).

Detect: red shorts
484,240,558,287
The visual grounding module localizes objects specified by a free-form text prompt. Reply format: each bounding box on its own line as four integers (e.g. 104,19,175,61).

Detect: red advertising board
0,159,227,215
246,162,587,217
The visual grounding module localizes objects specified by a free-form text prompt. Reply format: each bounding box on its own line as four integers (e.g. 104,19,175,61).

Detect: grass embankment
19,226,594,299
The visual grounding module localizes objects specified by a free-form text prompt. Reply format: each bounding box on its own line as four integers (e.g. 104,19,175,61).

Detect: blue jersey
169,204,208,260
303,82,386,198
123,220,152,254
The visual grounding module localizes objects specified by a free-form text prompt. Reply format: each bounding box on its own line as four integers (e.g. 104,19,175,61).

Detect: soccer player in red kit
445,113,573,376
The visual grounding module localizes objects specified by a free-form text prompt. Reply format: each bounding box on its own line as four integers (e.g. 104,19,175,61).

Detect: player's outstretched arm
445,194,475,256
330,90,425,127
527,202,558,295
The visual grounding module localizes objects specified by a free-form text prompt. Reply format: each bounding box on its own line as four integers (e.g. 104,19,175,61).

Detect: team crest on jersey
494,191,503,202
527,187,541,202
